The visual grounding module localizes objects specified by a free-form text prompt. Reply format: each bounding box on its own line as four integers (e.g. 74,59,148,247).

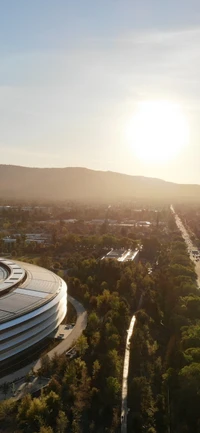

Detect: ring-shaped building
0,258,67,363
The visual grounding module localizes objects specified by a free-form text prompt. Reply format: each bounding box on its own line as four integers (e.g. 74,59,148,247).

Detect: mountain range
0,165,200,203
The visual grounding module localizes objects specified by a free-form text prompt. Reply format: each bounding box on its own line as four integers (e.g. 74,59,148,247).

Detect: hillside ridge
0,165,199,202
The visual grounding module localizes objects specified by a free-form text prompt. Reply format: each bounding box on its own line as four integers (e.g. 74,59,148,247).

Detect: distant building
25,239,46,244
25,233,50,244
85,219,118,225
102,248,139,263
3,238,16,244
10,233,50,245
25,233,49,239
136,221,151,227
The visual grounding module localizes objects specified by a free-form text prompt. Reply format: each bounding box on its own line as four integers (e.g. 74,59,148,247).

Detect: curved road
0,295,87,387
121,315,136,433
34,295,87,371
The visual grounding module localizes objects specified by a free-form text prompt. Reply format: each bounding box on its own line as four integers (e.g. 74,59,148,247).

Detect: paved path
0,295,87,391
121,315,136,433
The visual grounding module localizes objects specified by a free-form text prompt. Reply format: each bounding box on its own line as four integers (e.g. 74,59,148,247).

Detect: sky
1,0,200,184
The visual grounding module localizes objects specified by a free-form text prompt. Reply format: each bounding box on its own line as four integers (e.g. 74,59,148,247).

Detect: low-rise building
102,248,139,263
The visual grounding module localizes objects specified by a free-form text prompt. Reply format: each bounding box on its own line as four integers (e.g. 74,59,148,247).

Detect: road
33,295,87,371
0,295,87,393
121,315,136,433
120,207,199,433
171,205,200,286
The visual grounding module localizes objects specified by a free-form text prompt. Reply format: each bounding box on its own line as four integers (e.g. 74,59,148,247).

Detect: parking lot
54,323,75,340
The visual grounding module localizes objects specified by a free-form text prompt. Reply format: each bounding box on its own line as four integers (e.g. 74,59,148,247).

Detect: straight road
120,207,198,433
121,315,136,433
171,205,200,285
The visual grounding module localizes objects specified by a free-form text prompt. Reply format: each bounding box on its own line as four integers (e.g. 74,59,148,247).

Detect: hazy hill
0,165,200,203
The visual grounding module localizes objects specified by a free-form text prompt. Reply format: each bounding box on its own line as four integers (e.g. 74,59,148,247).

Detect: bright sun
126,100,189,163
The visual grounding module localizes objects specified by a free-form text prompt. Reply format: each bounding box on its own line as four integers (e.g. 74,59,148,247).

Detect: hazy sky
1,0,200,183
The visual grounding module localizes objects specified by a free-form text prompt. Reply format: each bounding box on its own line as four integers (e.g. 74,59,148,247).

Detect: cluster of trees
1,206,186,433
0,254,155,432
0,217,141,258
128,230,200,433
50,232,139,254
0,202,170,260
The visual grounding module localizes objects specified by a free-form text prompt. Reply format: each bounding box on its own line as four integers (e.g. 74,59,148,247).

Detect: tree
0,399,16,423
183,295,200,319
48,377,62,395
107,333,120,349
105,377,120,403
18,395,47,431
184,347,200,363
56,410,68,433
17,393,32,424
92,360,101,379
71,418,81,433
45,391,60,425
129,376,156,432
110,407,120,433
39,255,52,270
90,331,100,348
181,324,200,350
107,349,122,378
87,312,99,333
177,363,200,432
39,354,51,377
76,335,89,356
39,426,54,433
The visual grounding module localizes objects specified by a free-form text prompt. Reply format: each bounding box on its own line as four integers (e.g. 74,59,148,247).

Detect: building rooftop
0,259,63,325
136,221,151,226
102,249,139,263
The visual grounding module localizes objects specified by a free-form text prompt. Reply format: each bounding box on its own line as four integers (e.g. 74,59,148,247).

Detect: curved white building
0,258,67,363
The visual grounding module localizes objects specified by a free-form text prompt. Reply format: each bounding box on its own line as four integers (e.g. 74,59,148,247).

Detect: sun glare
126,101,189,163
